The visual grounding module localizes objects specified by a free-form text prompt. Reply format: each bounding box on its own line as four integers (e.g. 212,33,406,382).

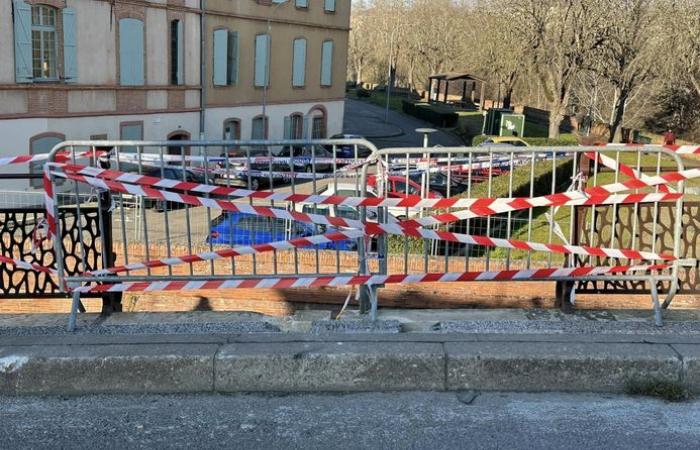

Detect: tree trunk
503,88,514,110
608,87,628,143
548,112,562,139
548,101,566,139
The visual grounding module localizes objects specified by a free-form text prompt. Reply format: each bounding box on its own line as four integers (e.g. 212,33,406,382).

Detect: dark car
276,145,335,173
144,167,205,211
216,147,274,191
325,134,371,159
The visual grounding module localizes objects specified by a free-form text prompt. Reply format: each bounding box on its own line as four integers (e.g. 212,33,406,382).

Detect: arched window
308,106,327,139
223,118,241,154
31,5,58,80
251,115,268,140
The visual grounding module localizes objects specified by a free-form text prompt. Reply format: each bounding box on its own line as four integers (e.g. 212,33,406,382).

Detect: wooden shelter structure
427,72,487,110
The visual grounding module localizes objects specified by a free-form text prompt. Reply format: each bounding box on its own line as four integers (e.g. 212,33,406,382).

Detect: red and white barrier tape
0,150,106,167
53,163,697,212
86,229,365,276
0,254,56,275
50,167,683,237
584,152,672,194
76,264,669,294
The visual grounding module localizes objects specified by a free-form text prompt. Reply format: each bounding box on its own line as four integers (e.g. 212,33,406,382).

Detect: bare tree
593,0,658,142
471,4,525,109
512,0,608,138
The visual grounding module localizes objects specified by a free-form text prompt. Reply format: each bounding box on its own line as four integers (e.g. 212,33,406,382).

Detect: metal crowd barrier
360,144,691,322
39,140,696,329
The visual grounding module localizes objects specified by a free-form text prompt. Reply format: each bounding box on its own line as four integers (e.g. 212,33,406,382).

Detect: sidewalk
1,309,699,396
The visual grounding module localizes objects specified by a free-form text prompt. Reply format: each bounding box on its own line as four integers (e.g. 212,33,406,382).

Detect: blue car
207,212,355,250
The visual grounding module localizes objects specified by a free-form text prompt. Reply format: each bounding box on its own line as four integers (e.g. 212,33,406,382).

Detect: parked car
326,134,372,158
295,184,399,223
409,172,469,197
216,147,273,191
367,175,442,199
366,176,442,219
479,137,530,147
207,211,354,250
276,145,336,173
144,167,205,211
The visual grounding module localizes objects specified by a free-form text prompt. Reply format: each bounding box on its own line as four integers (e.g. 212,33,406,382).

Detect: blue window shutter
227,31,238,85
62,8,78,83
296,0,308,7
292,38,306,87
176,20,184,85
321,41,333,86
12,0,32,83
213,29,228,86
254,34,269,87
324,0,336,12
119,19,144,86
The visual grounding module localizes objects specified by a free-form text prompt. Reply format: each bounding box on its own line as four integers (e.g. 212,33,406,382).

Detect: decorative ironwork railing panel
0,207,103,297
574,202,700,294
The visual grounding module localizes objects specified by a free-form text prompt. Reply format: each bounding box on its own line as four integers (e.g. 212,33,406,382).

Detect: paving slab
0,344,217,395
445,341,682,392
215,341,445,392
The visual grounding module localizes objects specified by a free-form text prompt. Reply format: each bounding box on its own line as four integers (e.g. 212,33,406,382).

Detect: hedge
401,99,459,128
471,134,579,147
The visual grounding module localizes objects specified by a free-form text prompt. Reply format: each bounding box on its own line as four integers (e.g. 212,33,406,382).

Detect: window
13,2,77,83
31,5,57,80
284,114,305,140
292,38,307,87
254,34,270,87
295,0,308,8
223,119,241,140
251,116,267,140
120,121,143,153
310,107,326,138
320,40,333,87
324,0,336,12
213,29,238,86
29,133,64,188
119,18,144,86
223,118,241,153
170,20,184,85
311,116,325,138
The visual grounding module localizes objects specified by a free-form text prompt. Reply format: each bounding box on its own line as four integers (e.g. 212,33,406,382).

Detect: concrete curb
1,337,698,395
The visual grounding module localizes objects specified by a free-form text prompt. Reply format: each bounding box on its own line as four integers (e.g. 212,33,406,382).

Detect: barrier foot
555,281,575,314
650,278,663,327
369,286,378,322
67,291,81,332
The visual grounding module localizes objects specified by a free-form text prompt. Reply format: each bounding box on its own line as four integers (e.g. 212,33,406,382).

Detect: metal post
384,27,394,124
650,277,663,327
67,290,80,332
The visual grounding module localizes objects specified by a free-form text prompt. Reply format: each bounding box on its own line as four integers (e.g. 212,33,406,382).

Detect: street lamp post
261,0,290,138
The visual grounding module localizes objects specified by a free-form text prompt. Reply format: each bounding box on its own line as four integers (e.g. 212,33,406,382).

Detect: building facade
0,0,350,189
204,0,349,142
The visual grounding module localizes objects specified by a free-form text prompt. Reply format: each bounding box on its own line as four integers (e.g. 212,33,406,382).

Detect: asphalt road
343,98,464,148
1,392,698,449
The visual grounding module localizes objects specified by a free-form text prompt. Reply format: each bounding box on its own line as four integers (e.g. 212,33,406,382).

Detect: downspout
199,0,206,141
